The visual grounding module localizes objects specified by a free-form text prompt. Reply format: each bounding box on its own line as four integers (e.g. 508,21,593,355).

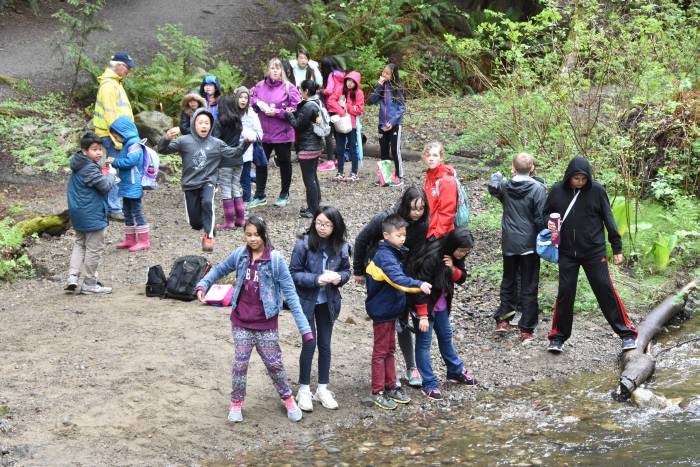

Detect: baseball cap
111,52,135,69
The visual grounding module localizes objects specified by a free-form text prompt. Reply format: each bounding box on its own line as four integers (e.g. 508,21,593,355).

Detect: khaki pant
68,229,106,285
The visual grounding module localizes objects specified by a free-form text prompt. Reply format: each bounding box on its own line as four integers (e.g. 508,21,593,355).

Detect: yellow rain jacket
93,68,133,145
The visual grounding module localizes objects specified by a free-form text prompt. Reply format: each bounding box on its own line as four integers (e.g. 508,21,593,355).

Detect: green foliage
288,0,477,96
0,93,80,174
647,233,678,272
53,0,111,96
0,218,33,282
0,0,40,14
124,24,243,116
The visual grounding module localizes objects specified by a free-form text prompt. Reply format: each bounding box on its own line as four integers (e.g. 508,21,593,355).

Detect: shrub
123,24,243,116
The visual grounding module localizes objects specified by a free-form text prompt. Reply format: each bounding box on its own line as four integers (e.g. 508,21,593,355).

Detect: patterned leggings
231,326,292,403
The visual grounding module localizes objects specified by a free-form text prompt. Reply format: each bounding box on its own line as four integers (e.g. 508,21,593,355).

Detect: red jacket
326,71,364,128
425,164,458,239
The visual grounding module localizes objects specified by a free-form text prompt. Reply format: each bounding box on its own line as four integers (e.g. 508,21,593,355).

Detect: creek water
242,314,699,465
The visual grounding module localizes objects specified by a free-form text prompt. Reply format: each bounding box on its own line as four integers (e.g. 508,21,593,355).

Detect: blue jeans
413,311,464,390
335,130,358,175
240,161,252,202
101,136,122,214
122,197,146,226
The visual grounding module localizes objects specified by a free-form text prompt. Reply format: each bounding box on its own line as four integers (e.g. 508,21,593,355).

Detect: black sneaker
622,337,637,351
447,369,478,386
422,387,443,400
299,208,313,219
547,339,564,353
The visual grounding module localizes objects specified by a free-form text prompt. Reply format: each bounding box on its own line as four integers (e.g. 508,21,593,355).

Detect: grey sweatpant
218,166,243,199
68,228,106,285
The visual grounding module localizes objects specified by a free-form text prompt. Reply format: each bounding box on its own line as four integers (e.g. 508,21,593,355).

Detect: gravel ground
0,158,641,466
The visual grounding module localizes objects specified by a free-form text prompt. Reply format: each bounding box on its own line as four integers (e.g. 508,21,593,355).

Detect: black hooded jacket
488,172,546,256
543,157,622,258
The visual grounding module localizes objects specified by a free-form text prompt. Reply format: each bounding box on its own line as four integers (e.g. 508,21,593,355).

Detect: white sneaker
80,283,112,294
296,387,314,412
227,404,243,423
313,388,339,410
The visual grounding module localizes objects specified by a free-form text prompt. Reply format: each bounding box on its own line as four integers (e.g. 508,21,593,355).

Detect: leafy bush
288,0,482,96
123,24,243,116
0,218,33,281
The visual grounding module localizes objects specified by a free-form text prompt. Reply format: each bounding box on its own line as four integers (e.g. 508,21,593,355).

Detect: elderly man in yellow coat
93,52,135,221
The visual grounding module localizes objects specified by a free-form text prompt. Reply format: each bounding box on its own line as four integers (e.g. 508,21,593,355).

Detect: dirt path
0,159,638,466
0,0,296,98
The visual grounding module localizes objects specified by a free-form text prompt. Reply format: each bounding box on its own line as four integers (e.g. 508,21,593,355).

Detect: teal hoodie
110,115,144,199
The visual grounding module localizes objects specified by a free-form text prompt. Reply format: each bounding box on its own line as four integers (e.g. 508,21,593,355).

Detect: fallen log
616,279,698,400
16,210,71,238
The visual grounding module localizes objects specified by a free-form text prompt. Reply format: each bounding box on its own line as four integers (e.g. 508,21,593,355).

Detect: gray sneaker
372,392,398,410
385,387,411,404
64,274,79,292
80,283,112,294
108,211,125,222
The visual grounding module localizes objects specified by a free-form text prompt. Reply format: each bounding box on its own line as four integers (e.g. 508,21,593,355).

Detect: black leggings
379,124,403,179
262,142,292,198
299,303,334,385
299,157,321,213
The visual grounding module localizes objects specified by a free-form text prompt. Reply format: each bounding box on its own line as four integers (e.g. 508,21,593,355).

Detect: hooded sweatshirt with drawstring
157,108,251,191
543,156,622,258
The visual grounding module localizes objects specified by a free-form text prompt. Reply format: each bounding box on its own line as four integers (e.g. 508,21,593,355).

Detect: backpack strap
561,191,581,225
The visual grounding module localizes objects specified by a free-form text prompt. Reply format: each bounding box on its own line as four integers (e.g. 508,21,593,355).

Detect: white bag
330,114,352,134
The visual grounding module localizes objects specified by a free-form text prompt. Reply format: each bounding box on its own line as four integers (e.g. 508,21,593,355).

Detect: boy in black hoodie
543,156,637,352
488,153,546,343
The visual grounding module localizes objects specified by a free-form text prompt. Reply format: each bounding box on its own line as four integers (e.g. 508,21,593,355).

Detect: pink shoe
317,160,335,172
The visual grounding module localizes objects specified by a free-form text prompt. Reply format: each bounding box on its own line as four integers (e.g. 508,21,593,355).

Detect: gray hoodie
158,108,250,190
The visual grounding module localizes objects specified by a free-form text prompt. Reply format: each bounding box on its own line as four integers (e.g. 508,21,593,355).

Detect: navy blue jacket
365,242,423,323
67,151,117,232
289,236,352,321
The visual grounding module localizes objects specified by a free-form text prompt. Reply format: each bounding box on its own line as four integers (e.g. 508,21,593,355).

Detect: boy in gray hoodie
159,108,253,252
488,152,546,342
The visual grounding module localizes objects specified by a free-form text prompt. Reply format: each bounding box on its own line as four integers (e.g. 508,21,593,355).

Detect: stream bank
0,160,657,466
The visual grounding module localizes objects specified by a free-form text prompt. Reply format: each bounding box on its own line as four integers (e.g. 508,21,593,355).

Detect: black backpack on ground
145,265,167,297
164,255,212,301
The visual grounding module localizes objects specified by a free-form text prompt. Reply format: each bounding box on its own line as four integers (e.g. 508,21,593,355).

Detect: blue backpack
536,229,558,263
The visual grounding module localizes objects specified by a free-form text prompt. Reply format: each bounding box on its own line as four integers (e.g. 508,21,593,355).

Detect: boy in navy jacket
365,214,431,410
66,132,118,294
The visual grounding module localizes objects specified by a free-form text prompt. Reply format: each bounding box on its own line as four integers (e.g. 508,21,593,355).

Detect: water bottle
549,213,561,246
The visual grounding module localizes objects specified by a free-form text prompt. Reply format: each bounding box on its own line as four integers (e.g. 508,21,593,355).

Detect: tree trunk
616,279,698,400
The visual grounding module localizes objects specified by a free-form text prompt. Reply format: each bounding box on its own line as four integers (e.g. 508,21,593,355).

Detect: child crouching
65,132,118,294
364,214,432,410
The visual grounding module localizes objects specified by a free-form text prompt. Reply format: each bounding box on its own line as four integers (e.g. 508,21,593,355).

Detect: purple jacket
250,78,301,144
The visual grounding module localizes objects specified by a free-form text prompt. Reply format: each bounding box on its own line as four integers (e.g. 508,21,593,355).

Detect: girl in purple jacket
249,58,301,208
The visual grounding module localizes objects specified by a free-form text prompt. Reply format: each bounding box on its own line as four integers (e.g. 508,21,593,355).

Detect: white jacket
240,107,263,163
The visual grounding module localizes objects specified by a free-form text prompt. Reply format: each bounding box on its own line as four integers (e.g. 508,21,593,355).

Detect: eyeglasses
315,221,333,229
